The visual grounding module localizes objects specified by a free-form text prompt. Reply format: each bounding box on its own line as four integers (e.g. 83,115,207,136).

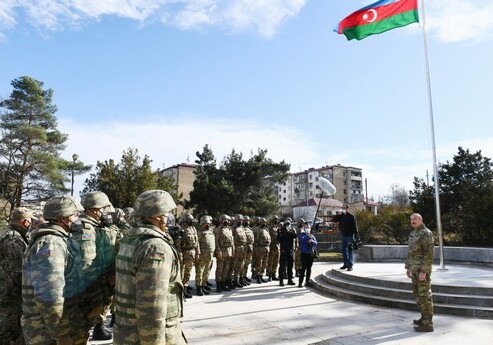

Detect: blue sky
1,0,493,200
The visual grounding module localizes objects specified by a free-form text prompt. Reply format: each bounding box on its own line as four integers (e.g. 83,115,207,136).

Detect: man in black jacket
277,218,297,286
332,204,360,271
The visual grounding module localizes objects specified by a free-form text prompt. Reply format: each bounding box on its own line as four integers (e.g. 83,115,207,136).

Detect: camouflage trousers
294,248,301,271
216,253,234,282
254,247,270,276
411,272,434,324
251,250,259,277
181,250,196,286
21,307,90,345
233,245,247,279
195,252,213,286
242,249,253,277
0,302,24,345
267,245,280,276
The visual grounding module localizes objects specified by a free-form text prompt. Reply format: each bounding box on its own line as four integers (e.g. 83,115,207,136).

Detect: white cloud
0,0,307,38
426,0,493,43
60,116,493,200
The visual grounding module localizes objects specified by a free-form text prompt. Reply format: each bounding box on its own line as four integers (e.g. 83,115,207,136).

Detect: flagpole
419,0,445,270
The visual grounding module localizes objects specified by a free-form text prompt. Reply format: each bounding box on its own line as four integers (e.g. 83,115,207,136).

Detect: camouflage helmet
132,190,177,218
179,213,195,224
10,207,34,222
234,214,244,222
43,196,84,220
270,215,280,222
297,218,306,226
243,215,250,221
81,191,113,210
284,217,293,224
258,217,267,224
219,214,231,222
200,215,212,225
122,207,134,217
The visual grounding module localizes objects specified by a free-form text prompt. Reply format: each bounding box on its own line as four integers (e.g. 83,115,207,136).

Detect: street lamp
71,153,79,196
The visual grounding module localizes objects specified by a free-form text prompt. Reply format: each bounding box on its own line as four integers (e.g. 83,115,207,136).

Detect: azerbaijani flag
336,0,419,41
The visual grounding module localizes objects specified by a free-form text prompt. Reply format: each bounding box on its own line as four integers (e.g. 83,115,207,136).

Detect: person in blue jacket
298,221,318,287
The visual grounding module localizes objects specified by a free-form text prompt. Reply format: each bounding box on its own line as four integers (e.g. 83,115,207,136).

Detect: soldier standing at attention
0,207,33,345
22,196,88,345
277,218,297,286
406,213,435,333
214,214,235,292
232,214,247,288
253,217,271,284
266,215,280,281
73,191,116,341
176,214,200,299
241,216,254,286
114,190,186,344
195,215,215,296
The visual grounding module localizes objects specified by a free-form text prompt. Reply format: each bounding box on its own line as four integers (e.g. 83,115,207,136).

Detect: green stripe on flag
343,10,419,41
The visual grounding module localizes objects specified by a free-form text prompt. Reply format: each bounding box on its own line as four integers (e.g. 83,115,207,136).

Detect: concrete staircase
312,269,493,319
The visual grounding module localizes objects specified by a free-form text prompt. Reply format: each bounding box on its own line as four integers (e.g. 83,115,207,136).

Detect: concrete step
311,269,493,319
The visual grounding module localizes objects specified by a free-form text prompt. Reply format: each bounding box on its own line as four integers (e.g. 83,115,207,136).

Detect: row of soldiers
0,188,306,344
171,213,305,297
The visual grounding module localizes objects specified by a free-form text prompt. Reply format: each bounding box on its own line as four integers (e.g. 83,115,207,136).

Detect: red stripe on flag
338,0,417,34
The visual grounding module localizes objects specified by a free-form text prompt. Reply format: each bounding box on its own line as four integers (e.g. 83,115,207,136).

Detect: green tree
410,147,493,246
0,76,82,212
82,148,177,208
187,145,290,218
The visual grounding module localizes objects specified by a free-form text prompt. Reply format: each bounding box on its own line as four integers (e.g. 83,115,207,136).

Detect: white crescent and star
362,9,378,23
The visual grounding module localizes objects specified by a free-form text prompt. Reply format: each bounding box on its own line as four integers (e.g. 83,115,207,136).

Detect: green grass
317,252,342,261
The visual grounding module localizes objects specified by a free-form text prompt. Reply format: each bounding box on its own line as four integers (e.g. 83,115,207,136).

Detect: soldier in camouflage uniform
114,190,186,344
176,213,200,299
21,196,89,345
72,191,117,341
266,215,280,281
0,207,33,345
231,214,247,288
253,217,271,284
249,217,260,280
405,213,435,333
214,214,235,292
241,216,253,286
195,215,215,296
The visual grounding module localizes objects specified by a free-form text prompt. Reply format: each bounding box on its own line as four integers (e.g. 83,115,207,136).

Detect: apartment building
275,164,364,214
160,163,198,214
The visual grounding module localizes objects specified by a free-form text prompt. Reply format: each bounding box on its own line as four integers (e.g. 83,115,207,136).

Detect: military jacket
232,225,247,246
214,225,234,254
198,228,215,254
268,225,279,248
254,227,271,247
21,224,86,339
176,225,199,253
0,224,29,301
243,226,254,252
405,224,435,274
114,222,184,344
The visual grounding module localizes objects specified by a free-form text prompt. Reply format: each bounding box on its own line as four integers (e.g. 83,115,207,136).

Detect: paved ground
92,261,493,344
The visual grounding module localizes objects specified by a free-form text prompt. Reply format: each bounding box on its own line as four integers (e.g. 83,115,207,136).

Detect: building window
344,189,347,194
283,197,286,201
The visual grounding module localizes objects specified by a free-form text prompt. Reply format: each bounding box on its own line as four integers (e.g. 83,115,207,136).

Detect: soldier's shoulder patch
37,248,51,257
148,251,165,261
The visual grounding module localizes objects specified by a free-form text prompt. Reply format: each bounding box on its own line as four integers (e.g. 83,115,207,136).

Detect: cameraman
277,218,297,286
331,204,360,271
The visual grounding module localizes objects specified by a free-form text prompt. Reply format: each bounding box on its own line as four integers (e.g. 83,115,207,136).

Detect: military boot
206,281,213,287
216,281,223,293
415,324,434,332
413,317,423,325
197,286,204,296
92,322,113,341
228,279,236,289
244,275,251,283
203,284,211,291
201,286,210,295
279,279,284,286
267,274,272,282
256,275,262,284
234,278,243,288
222,281,231,291
260,275,268,283
272,274,280,281
184,290,193,299
241,276,250,286
287,279,296,286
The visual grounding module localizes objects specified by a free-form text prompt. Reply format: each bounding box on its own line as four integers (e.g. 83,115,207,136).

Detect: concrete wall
358,245,493,265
